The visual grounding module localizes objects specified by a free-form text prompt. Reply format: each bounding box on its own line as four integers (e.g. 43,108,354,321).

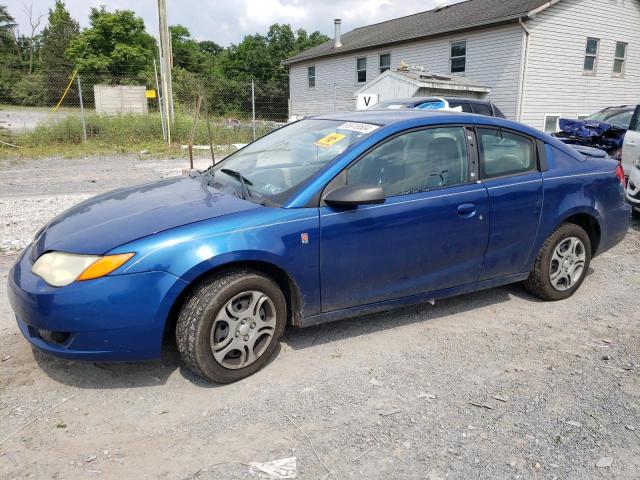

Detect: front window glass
347,127,469,197
212,119,379,203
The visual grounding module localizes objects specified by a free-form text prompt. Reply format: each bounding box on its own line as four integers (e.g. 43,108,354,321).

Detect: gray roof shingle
284,0,555,64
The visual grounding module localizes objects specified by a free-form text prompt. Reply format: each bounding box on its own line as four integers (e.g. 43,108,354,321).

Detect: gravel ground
0,155,639,480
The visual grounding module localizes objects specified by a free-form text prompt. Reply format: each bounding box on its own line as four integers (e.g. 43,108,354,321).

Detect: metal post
76,75,87,143
333,82,337,113
153,57,167,142
251,79,256,141
157,0,174,123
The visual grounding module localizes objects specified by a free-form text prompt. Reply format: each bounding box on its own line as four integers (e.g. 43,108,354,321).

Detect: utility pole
157,0,174,142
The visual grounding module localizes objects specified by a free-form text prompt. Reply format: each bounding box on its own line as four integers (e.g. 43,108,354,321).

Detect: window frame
307,66,316,89
378,53,391,74
613,41,627,77
320,124,476,205
475,126,539,181
583,37,600,75
356,57,367,84
543,114,561,133
450,40,467,74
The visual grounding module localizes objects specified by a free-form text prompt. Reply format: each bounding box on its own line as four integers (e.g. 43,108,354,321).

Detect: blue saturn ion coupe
8,110,631,383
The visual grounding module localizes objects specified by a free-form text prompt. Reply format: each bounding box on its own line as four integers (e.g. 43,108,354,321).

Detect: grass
0,111,277,159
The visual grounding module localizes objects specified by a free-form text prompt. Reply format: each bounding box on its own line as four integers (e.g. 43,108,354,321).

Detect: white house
284,0,640,132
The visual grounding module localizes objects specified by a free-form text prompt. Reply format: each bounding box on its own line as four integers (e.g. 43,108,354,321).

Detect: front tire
176,269,287,383
524,223,592,301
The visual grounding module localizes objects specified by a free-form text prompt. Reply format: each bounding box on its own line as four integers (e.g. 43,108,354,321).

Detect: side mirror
323,184,385,207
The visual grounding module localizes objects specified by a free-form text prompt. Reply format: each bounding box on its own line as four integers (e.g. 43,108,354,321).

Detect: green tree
0,5,21,103
40,1,79,102
0,5,17,47
66,7,155,78
170,25,210,74
218,24,329,81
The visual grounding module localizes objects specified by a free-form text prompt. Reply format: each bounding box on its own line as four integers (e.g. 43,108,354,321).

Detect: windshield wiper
221,168,253,200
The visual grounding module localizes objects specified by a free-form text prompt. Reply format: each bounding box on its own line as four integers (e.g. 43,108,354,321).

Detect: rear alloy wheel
524,223,592,301
176,269,286,383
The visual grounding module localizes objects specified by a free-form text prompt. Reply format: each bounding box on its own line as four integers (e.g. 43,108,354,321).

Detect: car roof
310,109,581,157
375,97,492,106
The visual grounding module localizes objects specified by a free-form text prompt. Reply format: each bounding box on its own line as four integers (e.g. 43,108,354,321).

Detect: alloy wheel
549,236,586,291
210,290,277,369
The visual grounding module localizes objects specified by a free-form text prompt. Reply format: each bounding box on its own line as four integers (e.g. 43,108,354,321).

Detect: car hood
31,175,260,258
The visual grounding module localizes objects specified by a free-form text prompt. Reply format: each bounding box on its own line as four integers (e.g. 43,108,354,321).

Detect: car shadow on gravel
32,339,283,390
283,283,543,351
29,283,550,389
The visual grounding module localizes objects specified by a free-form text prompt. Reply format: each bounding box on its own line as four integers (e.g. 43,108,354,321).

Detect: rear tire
524,223,592,301
176,269,287,383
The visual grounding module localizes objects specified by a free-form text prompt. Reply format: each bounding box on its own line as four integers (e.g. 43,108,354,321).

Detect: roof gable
284,0,559,65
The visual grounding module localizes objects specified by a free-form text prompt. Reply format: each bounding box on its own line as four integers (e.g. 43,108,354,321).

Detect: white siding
289,24,524,119
522,0,640,129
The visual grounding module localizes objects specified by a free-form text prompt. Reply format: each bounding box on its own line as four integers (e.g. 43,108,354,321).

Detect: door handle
458,203,476,218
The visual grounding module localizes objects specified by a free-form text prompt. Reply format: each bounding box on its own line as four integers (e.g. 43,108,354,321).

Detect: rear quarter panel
528,145,626,269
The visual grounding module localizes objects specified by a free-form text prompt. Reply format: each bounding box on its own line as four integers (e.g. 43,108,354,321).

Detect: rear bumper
597,203,632,255
8,245,188,361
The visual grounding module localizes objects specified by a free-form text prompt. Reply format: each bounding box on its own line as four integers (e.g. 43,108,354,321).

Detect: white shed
354,69,491,110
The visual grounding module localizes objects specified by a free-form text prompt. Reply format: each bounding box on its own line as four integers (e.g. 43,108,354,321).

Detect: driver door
319,126,490,312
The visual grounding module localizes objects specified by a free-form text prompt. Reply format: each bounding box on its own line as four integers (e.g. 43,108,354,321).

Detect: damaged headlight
32,252,134,287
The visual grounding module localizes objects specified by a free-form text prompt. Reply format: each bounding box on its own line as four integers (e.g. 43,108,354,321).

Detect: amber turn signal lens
77,253,135,281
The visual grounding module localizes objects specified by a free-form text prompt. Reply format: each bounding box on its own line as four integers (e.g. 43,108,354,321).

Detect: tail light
616,163,626,188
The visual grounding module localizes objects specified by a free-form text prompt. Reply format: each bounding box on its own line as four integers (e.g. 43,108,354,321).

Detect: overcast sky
4,0,462,46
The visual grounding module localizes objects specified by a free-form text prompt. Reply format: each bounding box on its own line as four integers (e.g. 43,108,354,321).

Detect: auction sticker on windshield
315,133,347,148
338,122,380,134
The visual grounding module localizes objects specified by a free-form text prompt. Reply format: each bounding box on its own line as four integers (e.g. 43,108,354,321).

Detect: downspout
517,18,530,123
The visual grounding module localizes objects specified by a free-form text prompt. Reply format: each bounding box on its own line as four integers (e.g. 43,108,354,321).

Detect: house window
450,41,466,74
379,53,391,73
544,114,561,133
583,37,599,74
307,66,316,88
356,57,367,83
613,42,627,77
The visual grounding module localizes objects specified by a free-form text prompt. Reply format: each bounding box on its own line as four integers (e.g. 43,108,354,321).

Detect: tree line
0,1,328,117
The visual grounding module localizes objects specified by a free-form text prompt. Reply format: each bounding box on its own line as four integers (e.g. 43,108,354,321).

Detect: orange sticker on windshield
315,133,346,148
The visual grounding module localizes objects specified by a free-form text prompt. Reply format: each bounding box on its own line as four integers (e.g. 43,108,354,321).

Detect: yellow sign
145,89,157,99
315,133,346,148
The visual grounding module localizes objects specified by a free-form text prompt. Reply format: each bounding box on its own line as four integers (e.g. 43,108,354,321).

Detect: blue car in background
8,110,630,383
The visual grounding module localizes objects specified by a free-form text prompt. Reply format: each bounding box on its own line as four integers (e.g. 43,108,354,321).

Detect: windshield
586,107,635,129
211,119,380,204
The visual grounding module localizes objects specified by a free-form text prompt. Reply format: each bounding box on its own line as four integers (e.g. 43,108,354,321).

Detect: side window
449,101,472,113
478,128,536,179
471,103,493,117
347,127,469,197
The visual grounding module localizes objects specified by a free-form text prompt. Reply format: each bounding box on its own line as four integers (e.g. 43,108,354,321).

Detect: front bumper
626,166,640,210
8,245,188,361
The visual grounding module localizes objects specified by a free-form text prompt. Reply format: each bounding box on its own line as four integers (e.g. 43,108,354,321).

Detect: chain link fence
0,72,290,152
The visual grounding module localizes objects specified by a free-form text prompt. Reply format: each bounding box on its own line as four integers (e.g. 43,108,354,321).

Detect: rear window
478,128,536,179
471,103,493,117
448,101,472,113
